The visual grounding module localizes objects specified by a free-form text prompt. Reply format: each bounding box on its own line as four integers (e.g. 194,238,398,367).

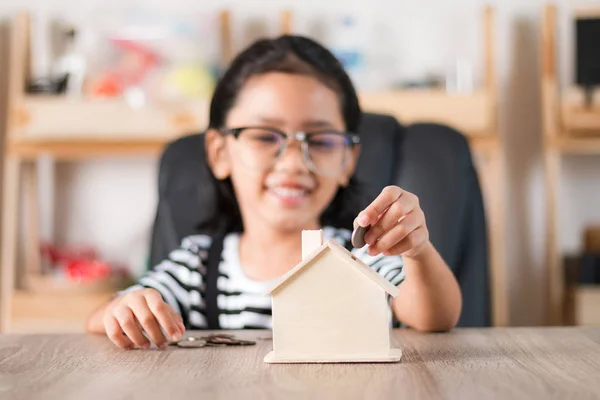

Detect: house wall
272,250,390,359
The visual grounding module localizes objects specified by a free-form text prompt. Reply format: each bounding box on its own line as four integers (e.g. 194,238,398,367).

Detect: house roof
267,239,399,297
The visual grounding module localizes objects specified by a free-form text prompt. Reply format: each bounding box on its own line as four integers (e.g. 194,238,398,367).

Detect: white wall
2,0,600,325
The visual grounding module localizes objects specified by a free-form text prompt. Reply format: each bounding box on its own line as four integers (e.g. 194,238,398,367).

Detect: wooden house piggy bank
264,230,402,364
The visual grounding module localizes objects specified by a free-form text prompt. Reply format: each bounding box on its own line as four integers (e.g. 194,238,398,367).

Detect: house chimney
302,230,324,260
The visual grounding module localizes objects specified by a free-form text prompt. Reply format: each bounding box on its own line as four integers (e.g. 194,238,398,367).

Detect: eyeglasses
219,126,360,177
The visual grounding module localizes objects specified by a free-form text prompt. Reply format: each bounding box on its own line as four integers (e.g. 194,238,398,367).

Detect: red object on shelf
92,74,122,97
40,242,132,285
65,259,111,283
40,242,97,267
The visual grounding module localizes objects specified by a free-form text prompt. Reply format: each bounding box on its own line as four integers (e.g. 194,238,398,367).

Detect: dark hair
200,35,367,235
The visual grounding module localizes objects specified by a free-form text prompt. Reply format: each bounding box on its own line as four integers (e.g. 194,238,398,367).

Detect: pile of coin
169,333,256,349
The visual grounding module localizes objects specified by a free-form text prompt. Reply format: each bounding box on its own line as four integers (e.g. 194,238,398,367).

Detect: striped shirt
120,226,405,329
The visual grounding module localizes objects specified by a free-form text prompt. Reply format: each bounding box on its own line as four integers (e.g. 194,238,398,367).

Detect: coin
202,333,235,340
351,224,370,248
205,342,228,347
235,340,256,346
209,336,238,344
176,338,207,348
170,333,257,348
208,336,256,345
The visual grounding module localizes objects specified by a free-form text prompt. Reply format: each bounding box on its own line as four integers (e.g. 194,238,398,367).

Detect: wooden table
1,327,600,399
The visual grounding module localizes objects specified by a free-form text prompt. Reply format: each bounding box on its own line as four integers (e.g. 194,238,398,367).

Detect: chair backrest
149,113,490,327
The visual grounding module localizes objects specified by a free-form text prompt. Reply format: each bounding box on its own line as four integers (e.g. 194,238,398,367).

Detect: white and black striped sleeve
351,246,406,286
325,227,406,287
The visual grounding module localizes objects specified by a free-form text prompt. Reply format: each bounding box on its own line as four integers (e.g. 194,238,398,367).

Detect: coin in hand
351,224,370,248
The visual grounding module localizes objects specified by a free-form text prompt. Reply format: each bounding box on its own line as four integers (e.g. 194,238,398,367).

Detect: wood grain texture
584,226,600,252
0,155,21,332
484,5,497,129
23,162,41,282
470,142,508,327
358,89,494,136
10,290,113,334
301,229,323,260
548,136,600,155
561,87,600,134
541,3,562,326
544,146,563,325
280,10,292,34
1,328,600,400
18,96,209,140
270,250,393,363
219,10,232,68
575,287,600,326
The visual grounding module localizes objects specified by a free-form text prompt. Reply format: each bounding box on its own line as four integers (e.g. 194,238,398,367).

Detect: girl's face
207,72,359,234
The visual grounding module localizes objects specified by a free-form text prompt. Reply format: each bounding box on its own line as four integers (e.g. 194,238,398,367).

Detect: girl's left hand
354,185,430,258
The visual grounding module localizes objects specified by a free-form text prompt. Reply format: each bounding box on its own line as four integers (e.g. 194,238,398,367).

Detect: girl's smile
265,178,316,208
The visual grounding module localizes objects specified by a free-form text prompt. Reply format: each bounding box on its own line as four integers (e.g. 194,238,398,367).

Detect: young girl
86,35,462,349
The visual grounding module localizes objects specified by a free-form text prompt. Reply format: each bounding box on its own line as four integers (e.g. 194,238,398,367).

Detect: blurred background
0,0,599,333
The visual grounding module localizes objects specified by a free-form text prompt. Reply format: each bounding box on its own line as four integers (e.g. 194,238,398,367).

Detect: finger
356,186,403,227
364,195,419,246
104,315,134,349
169,308,186,334
369,209,423,254
129,295,168,347
144,291,183,342
382,226,429,256
145,288,185,334
115,306,151,349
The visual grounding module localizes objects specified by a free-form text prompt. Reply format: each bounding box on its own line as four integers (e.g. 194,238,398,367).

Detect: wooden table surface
1,327,600,400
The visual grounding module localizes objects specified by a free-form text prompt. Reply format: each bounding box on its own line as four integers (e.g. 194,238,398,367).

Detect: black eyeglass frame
217,126,361,176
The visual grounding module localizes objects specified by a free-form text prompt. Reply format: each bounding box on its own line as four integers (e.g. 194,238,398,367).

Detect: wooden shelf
469,135,501,151
9,291,113,333
562,88,600,134
547,135,600,154
359,89,495,136
541,4,600,325
15,95,209,140
19,90,491,141
7,96,211,159
6,90,499,159
9,138,172,159
23,274,129,295
7,274,125,333
574,286,600,326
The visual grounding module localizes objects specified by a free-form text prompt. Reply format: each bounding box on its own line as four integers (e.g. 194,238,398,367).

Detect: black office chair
148,113,490,327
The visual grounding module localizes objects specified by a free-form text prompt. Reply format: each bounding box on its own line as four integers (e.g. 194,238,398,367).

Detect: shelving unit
359,6,507,328
1,11,227,333
1,7,507,333
9,96,210,158
541,4,600,325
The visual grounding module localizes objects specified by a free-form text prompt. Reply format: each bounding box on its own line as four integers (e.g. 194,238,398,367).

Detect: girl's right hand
103,288,185,349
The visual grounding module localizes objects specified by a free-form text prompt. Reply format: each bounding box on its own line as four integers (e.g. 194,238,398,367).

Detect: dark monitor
576,17,600,105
